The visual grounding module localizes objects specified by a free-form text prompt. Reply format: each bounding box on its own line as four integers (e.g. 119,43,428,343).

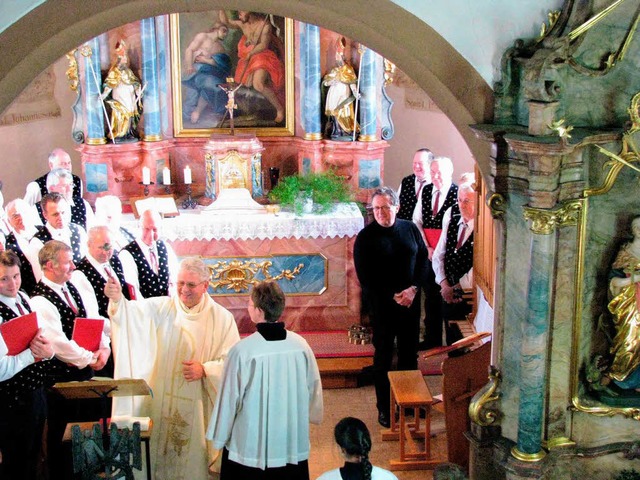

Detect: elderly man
397,148,433,222
0,251,54,480
24,148,83,206
4,199,39,294
94,195,135,251
119,208,178,298
29,193,87,281
73,226,137,378
416,156,459,349
432,179,476,345
30,240,110,477
36,168,94,229
354,186,429,428
105,257,240,479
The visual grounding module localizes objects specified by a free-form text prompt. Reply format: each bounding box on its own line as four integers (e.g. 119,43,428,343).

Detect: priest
105,256,240,479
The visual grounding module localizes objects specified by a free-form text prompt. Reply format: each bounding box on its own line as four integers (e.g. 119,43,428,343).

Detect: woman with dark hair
317,417,397,480
207,280,323,479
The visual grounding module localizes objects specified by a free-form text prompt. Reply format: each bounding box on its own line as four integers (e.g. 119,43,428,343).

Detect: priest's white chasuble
109,294,240,479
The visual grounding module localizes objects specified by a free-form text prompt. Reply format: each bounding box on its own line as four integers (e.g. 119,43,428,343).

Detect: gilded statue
323,37,360,140
602,216,640,392
101,40,143,141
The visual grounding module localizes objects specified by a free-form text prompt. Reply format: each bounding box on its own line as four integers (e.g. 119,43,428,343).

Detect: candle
142,166,150,185
162,167,171,185
184,166,192,184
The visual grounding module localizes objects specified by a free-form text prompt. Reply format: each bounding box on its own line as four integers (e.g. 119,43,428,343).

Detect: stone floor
308,376,447,480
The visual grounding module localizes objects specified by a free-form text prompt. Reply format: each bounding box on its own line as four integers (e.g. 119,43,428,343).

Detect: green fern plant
268,170,353,214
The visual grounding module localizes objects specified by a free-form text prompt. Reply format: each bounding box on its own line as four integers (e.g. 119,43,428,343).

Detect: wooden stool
63,420,153,480
381,370,443,470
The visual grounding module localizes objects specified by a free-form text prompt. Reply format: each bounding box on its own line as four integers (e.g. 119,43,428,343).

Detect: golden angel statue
101,40,143,141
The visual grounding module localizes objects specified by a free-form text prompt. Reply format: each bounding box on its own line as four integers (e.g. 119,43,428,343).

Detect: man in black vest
396,148,433,222
4,199,39,295
35,168,94,229
119,208,178,298
24,148,83,207
30,240,110,478
432,180,476,345
417,156,459,349
354,187,429,428
0,251,54,480
74,226,136,377
28,193,87,282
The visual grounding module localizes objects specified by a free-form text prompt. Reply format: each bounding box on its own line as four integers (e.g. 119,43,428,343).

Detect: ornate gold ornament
510,446,547,462
487,193,506,219
383,58,396,87
469,366,501,427
538,10,561,41
523,201,582,235
208,259,304,292
548,118,573,140
65,49,79,92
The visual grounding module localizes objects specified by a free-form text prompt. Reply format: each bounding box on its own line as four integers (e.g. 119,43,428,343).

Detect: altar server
0,250,54,480
105,257,240,479
207,280,323,479
119,208,178,298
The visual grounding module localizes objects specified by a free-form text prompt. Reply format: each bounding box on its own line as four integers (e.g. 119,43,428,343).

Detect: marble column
358,47,378,141
512,211,556,462
155,15,171,138
83,37,106,145
141,17,162,141
300,22,322,140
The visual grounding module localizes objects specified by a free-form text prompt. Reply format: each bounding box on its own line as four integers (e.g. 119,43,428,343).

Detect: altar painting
170,11,294,137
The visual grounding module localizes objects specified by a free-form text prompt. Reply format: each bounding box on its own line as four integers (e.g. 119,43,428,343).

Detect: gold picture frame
170,11,295,137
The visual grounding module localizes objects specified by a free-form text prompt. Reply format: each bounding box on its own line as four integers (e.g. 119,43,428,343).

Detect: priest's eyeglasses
177,281,206,289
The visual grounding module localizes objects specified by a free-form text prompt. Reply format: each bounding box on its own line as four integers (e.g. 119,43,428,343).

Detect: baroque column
140,17,162,141
82,37,106,145
300,22,322,140
358,47,378,141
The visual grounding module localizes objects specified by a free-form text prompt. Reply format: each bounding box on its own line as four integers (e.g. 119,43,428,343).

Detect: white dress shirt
30,276,110,368
27,223,88,282
0,293,37,382
432,210,474,289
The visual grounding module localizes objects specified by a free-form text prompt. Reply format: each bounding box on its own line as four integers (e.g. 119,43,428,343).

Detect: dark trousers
220,447,310,480
371,299,420,414
422,265,444,348
0,387,47,480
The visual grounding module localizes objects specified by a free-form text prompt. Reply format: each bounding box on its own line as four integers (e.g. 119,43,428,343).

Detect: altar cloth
147,202,364,241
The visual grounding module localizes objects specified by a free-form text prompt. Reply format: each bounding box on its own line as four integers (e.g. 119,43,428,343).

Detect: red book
72,318,104,352
0,311,38,355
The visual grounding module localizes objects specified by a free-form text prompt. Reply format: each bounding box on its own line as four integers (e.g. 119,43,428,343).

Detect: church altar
124,203,364,334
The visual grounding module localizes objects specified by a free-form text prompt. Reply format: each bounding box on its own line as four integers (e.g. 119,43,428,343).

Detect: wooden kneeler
381,370,445,470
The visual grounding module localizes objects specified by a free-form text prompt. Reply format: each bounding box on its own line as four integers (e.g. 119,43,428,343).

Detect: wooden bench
381,370,444,470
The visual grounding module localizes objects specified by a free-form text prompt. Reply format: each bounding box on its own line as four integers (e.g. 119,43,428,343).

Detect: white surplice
108,294,240,480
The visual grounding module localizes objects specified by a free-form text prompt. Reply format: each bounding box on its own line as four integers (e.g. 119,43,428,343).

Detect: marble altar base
169,235,360,334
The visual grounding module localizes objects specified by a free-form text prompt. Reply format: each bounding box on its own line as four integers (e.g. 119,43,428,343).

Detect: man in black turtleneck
353,186,429,428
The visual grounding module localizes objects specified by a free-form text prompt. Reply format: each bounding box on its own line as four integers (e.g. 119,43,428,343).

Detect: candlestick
139,181,154,196
142,166,151,185
184,166,192,184
163,183,173,195
182,183,197,209
162,167,171,185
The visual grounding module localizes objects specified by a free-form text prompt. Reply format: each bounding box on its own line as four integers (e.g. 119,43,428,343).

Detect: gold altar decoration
523,200,582,235
208,259,304,292
510,446,546,463
487,193,506,219
218,150,248,190
537,10,561,41
66,49,79,91
469,366,501,427
548,118,573,141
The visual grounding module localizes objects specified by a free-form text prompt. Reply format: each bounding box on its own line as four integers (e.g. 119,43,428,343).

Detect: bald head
140,209,161,246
